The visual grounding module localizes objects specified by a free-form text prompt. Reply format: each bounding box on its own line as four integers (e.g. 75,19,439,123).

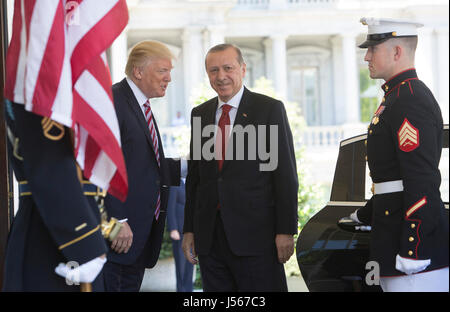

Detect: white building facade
109,0,449,133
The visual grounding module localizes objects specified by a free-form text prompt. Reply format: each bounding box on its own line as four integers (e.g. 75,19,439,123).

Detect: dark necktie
216,104,232,171
143,100,161,220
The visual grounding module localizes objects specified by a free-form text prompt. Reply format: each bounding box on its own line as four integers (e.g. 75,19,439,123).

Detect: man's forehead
206,50,239,66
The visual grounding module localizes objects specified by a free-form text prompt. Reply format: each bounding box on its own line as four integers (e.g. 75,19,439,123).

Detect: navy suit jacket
105,79,180,268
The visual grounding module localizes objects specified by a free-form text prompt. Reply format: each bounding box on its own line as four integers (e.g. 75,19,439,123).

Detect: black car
296,125,449,292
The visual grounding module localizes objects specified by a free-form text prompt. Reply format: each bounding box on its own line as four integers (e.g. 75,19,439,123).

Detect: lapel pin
243,113,248,118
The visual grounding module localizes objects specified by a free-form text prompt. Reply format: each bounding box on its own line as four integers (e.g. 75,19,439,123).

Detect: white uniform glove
55,256,107,284
350,210,361,223
395,254,430,275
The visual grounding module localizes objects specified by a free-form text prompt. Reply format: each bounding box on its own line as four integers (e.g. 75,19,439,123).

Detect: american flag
4,0,129,202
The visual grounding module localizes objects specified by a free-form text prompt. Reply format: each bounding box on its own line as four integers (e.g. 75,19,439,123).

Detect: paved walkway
140,257,308,292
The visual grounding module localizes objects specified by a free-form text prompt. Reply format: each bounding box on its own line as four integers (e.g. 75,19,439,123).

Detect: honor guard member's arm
387,81,443,263
13,104,107,266
354,198,374,225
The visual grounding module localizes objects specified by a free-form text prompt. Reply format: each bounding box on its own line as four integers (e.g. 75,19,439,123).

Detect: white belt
373,180,404,195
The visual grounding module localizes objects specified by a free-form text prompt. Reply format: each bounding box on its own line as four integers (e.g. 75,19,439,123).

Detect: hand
275,234,294,264
182,232,198,265
350,210,361,223
111,221,133,254
395,254,430,275
55,255,107,284
170,229,181,241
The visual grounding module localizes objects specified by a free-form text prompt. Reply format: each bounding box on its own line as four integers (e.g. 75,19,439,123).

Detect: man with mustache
103,40,183,292
348,18,449,292
182,44,298,291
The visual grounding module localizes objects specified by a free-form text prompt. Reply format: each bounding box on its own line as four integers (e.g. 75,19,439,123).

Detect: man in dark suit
167,179,194,292
182,44,298,292
103,40,182,292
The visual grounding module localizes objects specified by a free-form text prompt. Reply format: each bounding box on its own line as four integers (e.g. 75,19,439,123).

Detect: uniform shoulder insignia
41,117,65,141
398,118,419,152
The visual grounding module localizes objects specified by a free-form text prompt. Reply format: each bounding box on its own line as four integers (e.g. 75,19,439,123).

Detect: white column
110,29,128,83
270,34,288,99
415,27,435,94
205,24,226,50
262,38,274,83
331,35,344,125
182,27,205,114
435,27,449,123
341,33,360,124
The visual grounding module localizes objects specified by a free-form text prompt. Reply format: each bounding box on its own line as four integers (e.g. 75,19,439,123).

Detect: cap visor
358,38,390,48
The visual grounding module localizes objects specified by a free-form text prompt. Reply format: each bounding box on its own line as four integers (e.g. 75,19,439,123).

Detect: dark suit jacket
105,78,180,268
184,87,298,256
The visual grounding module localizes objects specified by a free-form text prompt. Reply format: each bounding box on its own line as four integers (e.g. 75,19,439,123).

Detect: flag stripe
4,0,23,101
31,1,66,116
70,0,128,84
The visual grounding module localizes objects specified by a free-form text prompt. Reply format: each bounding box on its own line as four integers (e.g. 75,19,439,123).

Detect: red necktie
216,104,232,171
143,100,161,220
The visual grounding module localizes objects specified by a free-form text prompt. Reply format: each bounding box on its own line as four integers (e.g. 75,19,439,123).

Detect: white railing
236,0,270,9
159,124,368,157
235,0,337,9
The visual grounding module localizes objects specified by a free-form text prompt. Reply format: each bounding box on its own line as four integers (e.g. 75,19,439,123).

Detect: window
359,67,380,123
290,67,320,126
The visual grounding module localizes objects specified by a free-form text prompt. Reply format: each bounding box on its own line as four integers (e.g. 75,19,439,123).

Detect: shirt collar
381,68,417,94
126,77,149,107
218,85,245,110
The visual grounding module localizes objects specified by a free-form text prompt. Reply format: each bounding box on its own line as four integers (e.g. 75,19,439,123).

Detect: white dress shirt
126,78,150,117
215,85,245,136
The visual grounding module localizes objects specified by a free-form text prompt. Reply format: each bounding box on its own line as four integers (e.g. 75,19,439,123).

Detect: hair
388,36,418,58
205,43,245,68
125,40,175,78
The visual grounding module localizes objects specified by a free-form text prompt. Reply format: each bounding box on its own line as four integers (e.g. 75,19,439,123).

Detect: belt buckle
371,183,375,195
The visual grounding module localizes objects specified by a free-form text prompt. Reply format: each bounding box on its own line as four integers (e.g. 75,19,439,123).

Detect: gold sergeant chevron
398,118,419,152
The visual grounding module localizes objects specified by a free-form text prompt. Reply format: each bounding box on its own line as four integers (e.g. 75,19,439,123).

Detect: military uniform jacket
357,69,449,277
2,103,107,291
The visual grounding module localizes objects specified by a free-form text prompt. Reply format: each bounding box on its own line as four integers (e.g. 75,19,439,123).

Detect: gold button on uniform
408,251,413,256
364,140,367,146
411,223,416,229
409,237,414,242
382,97,385,103
385,210,389,216
369,130,373,135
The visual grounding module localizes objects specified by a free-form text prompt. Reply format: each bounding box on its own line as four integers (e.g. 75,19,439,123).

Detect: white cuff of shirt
181,158,188,178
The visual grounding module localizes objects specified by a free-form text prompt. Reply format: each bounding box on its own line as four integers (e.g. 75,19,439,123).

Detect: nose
364,49,371,62
165,71,171,82
217,68,226,81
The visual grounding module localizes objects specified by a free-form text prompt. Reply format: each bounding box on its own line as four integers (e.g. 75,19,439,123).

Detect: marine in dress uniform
2,101,108,291
350,18,449,292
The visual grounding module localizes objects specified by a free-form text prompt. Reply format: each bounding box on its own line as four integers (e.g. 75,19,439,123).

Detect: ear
241,62,247,77
393,45,402,61
133,66,142,80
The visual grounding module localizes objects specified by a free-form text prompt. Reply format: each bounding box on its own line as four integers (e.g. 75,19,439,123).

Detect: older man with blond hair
103,40,183,292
